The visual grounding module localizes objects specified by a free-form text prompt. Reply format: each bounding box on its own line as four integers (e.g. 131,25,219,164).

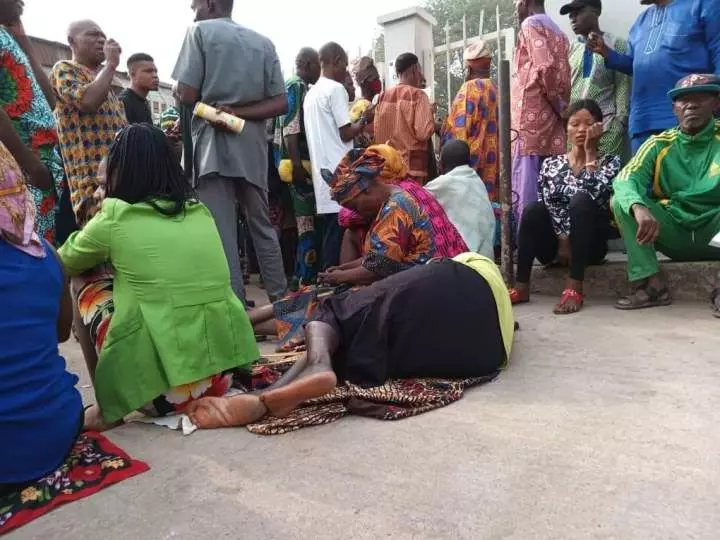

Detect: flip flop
553,288,584,315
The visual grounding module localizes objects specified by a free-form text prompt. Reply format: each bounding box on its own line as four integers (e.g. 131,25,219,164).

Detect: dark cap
667,73,720,100
560,0,602,15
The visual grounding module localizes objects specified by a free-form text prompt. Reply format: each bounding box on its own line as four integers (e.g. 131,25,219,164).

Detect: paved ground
11,293,720,539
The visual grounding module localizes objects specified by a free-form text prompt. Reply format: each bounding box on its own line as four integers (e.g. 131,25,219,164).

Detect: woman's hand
584,122,603,151
318,270,346,286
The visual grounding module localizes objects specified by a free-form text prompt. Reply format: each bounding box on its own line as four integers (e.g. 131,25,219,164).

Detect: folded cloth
0,432,150,535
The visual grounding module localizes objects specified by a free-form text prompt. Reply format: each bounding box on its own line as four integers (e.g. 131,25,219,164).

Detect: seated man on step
611,74,720,316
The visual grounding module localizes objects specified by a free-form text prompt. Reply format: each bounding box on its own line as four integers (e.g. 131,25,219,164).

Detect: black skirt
314,260,505,387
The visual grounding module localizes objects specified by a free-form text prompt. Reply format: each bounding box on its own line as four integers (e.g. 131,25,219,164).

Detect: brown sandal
615,283,672,310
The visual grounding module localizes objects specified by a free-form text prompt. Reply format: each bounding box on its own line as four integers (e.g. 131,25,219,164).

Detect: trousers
516,192,608,283
197,173,287,303
611,196,720,282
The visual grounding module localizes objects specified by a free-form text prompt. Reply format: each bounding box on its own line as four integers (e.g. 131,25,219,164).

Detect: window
152,102,160,114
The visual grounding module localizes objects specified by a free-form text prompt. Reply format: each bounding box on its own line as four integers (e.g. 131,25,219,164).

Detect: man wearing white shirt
304,42,372,269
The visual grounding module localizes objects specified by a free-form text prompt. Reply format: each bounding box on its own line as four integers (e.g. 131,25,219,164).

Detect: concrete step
530,256,720,301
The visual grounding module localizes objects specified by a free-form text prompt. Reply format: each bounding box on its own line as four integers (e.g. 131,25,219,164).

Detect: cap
667,73,720,100
464,40,492,63
560,0,602,15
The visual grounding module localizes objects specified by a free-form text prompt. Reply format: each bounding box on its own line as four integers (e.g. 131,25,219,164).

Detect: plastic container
193,102,245,134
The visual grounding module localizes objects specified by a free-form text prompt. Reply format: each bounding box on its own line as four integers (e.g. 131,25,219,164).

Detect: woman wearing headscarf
319,144,468,286
0,142,83,494
349,57,382,148
441,40,499,205
336,144,468,266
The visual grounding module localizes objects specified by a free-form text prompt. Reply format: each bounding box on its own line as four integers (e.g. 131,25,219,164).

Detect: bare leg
71,280,99,383
259,321,339,417
184,322,340,427
248,304,274,325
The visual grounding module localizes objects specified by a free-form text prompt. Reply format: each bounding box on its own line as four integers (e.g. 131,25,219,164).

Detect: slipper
616,283,671,310
553,288,584,315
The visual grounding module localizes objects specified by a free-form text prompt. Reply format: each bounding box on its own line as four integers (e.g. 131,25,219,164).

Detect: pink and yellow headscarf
0,142,44,258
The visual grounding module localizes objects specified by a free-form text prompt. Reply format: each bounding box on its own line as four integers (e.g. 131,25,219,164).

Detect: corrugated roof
29,36,71,69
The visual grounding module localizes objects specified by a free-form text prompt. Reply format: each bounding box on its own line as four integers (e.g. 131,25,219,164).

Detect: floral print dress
538,154,621,236
0,28,64,243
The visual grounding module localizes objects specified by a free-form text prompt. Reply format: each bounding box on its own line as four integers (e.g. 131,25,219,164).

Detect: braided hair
106,123,195,217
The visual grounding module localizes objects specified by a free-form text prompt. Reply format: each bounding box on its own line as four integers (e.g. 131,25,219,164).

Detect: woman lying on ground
184,253,515,428
0,143,82,495
58,124,259,431
509,99,621,314
320,144,468,287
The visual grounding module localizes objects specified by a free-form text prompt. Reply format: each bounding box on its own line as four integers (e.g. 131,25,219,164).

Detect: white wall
545,0,646,40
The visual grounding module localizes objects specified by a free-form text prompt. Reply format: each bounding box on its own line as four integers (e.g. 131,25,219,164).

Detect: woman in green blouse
60,124,260,431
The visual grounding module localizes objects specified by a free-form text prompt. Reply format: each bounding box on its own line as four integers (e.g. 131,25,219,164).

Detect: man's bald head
440,140,471,173
67,20,108,69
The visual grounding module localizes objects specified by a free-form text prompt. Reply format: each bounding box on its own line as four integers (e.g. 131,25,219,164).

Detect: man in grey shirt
173,0,288,303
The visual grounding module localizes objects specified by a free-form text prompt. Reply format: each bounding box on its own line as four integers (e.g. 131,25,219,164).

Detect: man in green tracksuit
611,74,720,315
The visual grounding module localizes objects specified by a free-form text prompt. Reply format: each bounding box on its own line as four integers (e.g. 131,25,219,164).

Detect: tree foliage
425,0,516,114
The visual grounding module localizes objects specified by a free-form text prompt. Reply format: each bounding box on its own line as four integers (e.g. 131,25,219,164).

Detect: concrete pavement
10,296,720,539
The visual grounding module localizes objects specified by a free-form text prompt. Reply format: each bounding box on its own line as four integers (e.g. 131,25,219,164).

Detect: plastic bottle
193,103,245,134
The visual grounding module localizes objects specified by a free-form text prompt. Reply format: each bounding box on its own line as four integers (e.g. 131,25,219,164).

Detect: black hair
296,47,319,68
319,42,346,65
126,53,154,70
562,99,603,128
440,140,471,171
106,124,195,217
395,53,419,74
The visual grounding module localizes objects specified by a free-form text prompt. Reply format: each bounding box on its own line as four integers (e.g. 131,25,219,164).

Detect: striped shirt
374,84,435,180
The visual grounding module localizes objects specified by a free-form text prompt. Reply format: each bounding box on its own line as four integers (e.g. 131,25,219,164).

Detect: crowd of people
0,0,719,494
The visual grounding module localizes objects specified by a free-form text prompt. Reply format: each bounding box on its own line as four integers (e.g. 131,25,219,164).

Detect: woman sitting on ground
509,99,621,314
184,253,515,428
0,144,82,495
322,144,468,286
59,124,259,431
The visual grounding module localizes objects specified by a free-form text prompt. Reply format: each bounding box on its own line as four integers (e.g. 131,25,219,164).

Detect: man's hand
362,104,376,125
104,39,122,69
587,32,608,58
291,162,310,184
632,204,660,245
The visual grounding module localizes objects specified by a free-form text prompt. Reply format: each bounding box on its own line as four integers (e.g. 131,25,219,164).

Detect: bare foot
185,394,267,429
83,404,123,433
260,371,337,418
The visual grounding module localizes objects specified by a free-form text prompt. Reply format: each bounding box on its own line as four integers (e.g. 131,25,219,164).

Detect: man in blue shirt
587,0,720,154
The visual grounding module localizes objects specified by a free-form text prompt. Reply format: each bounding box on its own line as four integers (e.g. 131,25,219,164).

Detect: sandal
553,288,584,315
615,282,672,310
508,288,529,305
711,289,720,319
